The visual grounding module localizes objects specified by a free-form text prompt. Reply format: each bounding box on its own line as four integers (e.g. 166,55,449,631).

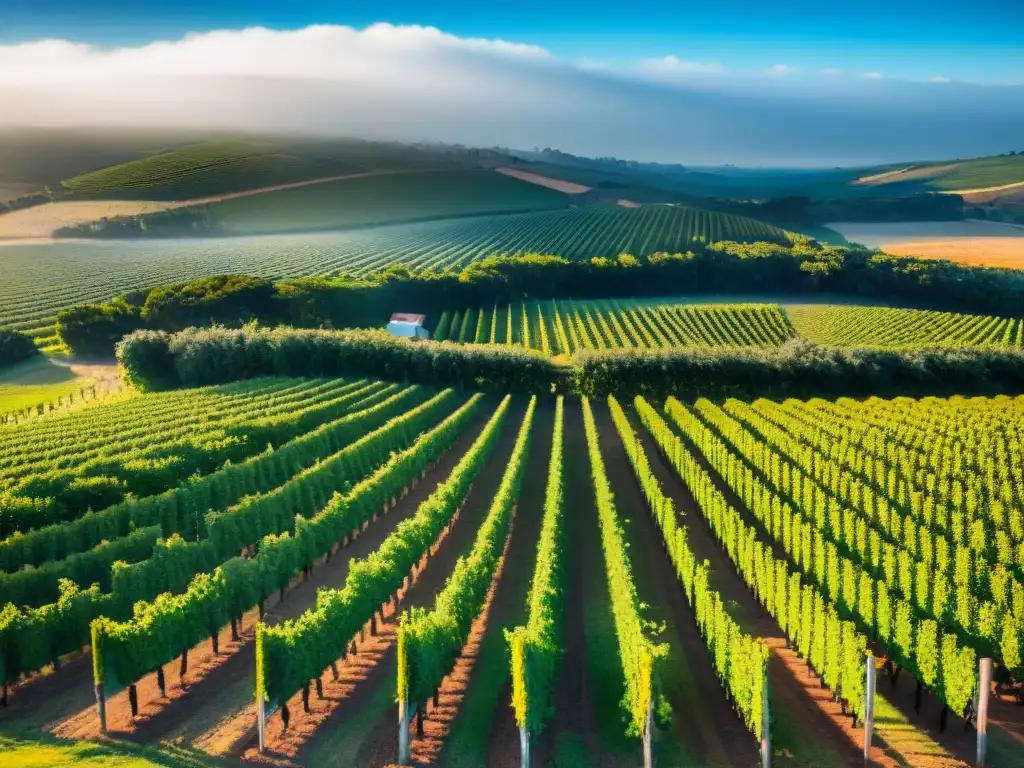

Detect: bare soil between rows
285,402,527,768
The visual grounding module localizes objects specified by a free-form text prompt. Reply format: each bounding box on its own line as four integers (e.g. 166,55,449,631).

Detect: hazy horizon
2,20,1023,167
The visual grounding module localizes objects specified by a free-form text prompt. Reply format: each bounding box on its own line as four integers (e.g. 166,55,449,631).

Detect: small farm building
387,313,430,339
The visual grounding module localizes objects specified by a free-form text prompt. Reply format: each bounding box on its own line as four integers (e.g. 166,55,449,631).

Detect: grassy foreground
0,732,227,768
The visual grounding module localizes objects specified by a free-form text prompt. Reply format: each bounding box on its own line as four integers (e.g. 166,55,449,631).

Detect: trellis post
977,657,992,766
761,668,771,768
864,653,876,766
642,697,654,768
257,694,267,752
94,683,107,733
398,700,413,765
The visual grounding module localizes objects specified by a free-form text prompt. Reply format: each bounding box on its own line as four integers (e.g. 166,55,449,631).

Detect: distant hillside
54,169,574,238
58,137,485,202
851,153,1024,193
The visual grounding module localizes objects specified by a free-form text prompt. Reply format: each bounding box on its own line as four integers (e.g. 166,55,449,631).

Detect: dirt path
944,180,1024,196
52,358,121,389
0,170,406,240
495,167,591,195
267,403,525,768
672,405,980,767
35,404,488,746
433,401,553,768
593,403,756,767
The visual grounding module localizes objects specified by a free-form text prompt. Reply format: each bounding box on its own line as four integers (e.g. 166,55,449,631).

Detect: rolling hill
204,168,572,235
854,153,1024,193
58,137,482,202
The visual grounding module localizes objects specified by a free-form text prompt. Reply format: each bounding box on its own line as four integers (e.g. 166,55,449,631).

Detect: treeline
0,329,39,370
53,207,215,239
0,192,52,214
57,243,1024,356
118,328,1024,401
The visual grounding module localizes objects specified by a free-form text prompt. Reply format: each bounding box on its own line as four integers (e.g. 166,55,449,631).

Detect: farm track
279,402,527,768
593,403,755,767
630,408,875,768
672,410,981,767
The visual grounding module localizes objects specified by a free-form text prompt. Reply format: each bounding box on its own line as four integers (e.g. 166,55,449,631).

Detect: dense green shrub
119,327,1024,401
572,339,1024,399
57,301,142,358
0,328,38,369
119,326,557,393
141,275,276,331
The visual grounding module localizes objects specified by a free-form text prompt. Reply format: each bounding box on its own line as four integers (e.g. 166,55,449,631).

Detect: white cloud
820,68,843,76
0,24,1021,166
929,76,952,83
764,64,798,76
0,23,550,87
861,71,885,79
637,55,726,77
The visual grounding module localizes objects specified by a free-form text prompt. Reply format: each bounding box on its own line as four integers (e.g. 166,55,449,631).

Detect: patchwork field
2,379,1022,767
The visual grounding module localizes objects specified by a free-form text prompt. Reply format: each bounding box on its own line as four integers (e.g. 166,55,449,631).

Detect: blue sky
3,0,1022,83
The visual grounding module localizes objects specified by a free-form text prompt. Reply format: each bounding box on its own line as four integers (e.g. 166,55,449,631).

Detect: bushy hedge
118,327,1024,401
59,241,1024,356
117,326,557,394
0,328,39,369
572,339,1024,399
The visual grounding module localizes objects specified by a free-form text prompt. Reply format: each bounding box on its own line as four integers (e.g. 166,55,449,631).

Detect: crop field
2,379,1023,767
0,205,788,335
431,299,1024,354
206,169,570,236
61,140,363,202
788,305,1024,347
433,300,794,354
55,137,475,202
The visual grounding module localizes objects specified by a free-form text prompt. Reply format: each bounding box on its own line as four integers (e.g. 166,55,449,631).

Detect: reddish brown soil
407,530,513,765
281,403,527,767
7,407,488,748
632,405,881,767
593,403,757,766
671,406,997,766
234,406,505,763
494,167,591,194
